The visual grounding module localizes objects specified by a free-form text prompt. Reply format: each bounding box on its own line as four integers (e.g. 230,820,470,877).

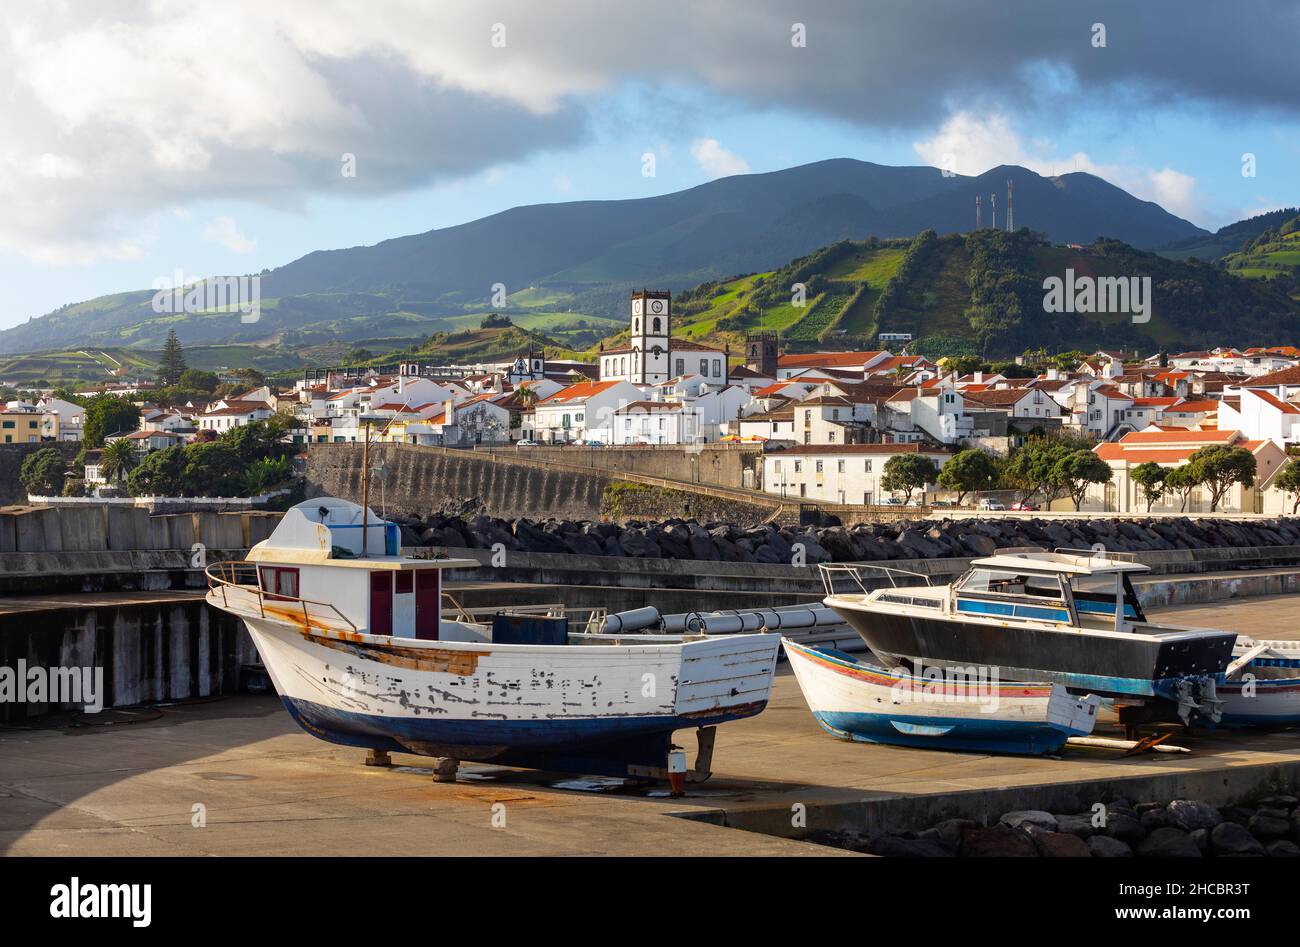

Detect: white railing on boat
817,563,936,597
205,561,358,634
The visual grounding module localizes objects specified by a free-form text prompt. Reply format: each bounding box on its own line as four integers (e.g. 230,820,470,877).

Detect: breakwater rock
388,510,1300,563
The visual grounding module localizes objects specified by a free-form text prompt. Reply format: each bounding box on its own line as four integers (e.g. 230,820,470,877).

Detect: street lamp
358,413,385,556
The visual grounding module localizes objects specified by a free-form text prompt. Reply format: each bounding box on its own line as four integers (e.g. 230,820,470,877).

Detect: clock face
632,299,643,315
649,299,665,314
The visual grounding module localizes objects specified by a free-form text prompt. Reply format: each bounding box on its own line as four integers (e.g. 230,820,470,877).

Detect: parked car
1011,500,1039,511
582,440,604,447
977,498,1007,511
516,439,540,446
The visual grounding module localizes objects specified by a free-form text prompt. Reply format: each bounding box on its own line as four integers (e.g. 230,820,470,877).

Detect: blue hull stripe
280,696,764,774
812,710,1078,756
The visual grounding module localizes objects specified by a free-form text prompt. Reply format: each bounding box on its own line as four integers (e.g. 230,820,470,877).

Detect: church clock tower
630,289,671,384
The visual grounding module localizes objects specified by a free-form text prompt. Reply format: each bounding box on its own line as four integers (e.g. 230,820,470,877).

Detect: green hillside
1220,213,1300,294
657,230,1300,359
1159,207,1300,262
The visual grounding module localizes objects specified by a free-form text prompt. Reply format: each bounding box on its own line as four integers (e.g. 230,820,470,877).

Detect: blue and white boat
781,638,1101,755
206,498,781,781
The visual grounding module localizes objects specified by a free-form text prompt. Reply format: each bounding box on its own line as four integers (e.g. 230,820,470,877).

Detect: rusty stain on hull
307,632,489,676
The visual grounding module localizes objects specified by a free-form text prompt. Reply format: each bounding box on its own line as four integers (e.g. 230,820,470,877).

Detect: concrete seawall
303,443,613,520
0,595,254,723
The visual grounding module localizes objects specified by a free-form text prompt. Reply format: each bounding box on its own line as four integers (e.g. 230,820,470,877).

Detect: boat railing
818,562,936,597
205,561,358,634
1052,546,1139,562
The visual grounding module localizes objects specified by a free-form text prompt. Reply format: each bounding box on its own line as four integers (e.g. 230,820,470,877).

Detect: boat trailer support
365,749,392,768
433,757,460,783
626,726,717,789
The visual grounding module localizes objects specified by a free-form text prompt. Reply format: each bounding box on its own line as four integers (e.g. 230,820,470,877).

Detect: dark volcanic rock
919,818,977,850
866,834,955,857
1136,827,1201,858
1248,808,1291,841
1268,840,1300,857
1054,813,1098,839
959,825,1038,857
1026,827,1091,857
1210,822,1266,857
1165,799,1221,833
1087,835,1133,858
1000,810,1058,832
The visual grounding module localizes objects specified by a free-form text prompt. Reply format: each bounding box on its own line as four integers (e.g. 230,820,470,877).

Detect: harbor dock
4,594,1299,857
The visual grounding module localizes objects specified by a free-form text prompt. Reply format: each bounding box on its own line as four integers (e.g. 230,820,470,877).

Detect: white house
1090,428,1288,514
531,380,644,444
198,401,274,432
1218,387,1300,447
762,444,950,504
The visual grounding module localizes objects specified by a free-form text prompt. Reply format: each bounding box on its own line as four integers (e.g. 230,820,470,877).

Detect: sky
2,0,1299,330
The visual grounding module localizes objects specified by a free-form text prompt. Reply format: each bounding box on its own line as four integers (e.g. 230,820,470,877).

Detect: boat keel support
365,749,392,768
433,757,459,783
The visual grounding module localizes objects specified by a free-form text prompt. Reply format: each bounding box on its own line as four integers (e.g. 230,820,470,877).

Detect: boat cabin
240,498,477,639
952,552,1149,632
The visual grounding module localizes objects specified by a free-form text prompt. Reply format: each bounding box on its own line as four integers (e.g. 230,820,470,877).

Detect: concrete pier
3,594,1298,857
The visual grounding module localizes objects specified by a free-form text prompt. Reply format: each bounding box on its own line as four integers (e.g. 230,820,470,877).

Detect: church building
599,290,729,386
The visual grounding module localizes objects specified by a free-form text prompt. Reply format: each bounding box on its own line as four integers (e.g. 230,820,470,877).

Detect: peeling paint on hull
240,618,780,775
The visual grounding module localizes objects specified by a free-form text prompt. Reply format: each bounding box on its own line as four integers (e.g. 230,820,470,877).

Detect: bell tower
630,289,671,384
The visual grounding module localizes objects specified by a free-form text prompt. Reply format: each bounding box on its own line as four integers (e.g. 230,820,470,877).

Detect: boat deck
4,595,1299,857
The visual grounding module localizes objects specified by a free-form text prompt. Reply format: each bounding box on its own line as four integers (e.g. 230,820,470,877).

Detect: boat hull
238,613,779,775
829,599,1234,698
782,639,1099,756
1218,675,1300,728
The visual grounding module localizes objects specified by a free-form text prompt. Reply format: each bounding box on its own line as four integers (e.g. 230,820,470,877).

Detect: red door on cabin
415,570,439,640
369,572,393,636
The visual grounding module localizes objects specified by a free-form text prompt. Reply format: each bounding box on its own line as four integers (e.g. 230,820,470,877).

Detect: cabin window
957,570,1063,601
259,566,299,601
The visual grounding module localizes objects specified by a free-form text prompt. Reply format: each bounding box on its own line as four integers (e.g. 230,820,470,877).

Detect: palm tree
99,438,139,484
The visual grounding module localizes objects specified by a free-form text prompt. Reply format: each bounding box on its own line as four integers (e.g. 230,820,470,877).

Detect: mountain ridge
0,158,1208,355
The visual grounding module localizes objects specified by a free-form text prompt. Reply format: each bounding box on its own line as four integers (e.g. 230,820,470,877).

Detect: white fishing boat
206,497,781,782
820,551,1237,725
1220,638,1300,728
781,638,1102,755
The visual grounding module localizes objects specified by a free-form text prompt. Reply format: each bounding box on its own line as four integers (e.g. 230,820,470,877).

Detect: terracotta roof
1248,388,1300,415
1246,364,1300,387
1130,397,1179,407
1118,429,1238,444
960,387,1041,407
1166,400,1219,413
537,381,626,405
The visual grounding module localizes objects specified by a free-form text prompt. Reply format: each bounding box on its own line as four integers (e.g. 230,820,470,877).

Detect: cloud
690,138,749,178
913,110,1204,221
1,1,1296,262
203,216,257,254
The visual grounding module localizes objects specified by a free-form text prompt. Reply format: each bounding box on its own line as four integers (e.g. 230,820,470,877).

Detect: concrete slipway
2,596,1299,857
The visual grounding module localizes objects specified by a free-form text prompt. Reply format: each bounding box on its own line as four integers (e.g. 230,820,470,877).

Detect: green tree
99,438,139,484
1164,463,1201,512
1188,445,1256,512
1130,461,1168,512
881,453,940,503
19,447,67,496
936,449,1000,506
1273,460,1300,514
178,368,220,393
1004,437,1072,505
180,442,244,496
127,445,186,497
82,394,141,448
220,415,294,461
1053,449,1112,511
241,456,293,495
158,328,187,386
